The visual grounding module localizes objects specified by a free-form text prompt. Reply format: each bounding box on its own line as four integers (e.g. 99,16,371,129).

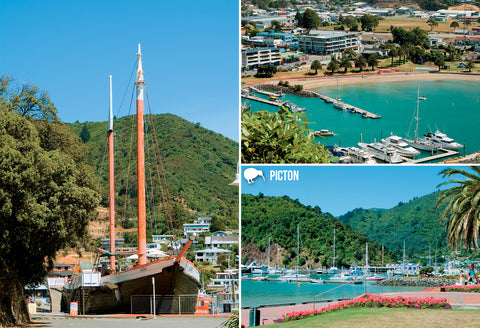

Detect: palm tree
389,47,398,66
367,54,379,71
339,55,352,73
437,167,480,250
354,55,367,72
310,60,322,74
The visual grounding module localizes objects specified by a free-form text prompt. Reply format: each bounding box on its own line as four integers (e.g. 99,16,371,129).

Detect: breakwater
260,84,317,98
377,277,457,288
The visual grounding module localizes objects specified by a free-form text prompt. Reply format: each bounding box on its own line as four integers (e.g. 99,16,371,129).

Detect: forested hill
241,194,398,269
69,114,238,234
338,191,447,260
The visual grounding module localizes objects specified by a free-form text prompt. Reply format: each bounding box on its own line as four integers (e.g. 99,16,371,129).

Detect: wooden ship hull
61,257,200,314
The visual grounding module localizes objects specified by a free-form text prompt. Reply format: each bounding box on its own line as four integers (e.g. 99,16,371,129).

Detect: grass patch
273,307,480,328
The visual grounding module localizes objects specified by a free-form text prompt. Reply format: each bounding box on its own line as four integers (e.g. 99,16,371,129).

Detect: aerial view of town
241,0,480,164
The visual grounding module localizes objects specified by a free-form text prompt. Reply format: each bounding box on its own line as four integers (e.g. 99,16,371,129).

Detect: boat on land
423,130,463,150
381,134,420,158
358,142,403,164
61,45,200,315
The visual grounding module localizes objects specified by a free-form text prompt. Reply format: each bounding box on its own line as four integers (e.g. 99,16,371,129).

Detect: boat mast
108,75,116,271
135,44,147,266
414,85,420,142
296,224,299,275
333,228,336,268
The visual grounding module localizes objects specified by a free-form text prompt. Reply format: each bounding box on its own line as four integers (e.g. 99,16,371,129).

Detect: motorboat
423,130,463,150
314,129,334,136
381,135,420,157
316,268,323,274
344,147,377,164
358,142,403,164
310,278,324,284
277,273,310,283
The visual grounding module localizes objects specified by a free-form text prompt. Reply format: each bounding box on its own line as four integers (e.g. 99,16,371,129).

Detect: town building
299,31,360,55
242,47,282,70
205,235,239,249
183,216,212,236
194,248,232,264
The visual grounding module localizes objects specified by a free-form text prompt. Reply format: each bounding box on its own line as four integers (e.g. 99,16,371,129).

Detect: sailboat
328,228,339,274
61,45,201,314
403,86,439,152
277,225,310,282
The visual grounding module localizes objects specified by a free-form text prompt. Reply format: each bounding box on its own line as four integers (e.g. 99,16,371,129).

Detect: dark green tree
427,18,439,31
367,53,379,71
327,59,339,74
466,61,475,72
302,9,321,29
310,60,323,74
450,21,460,31
359,14,380,32
256,65,277,78
0,109,99,326
79,123,91,143
354,55,367,71
340,55,352,73
295,11,303,27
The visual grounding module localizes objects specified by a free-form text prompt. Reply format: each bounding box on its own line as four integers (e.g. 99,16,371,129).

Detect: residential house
194,248,232,264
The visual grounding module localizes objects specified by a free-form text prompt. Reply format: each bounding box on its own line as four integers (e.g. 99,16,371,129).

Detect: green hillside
69,114,239,237
338,191,447,260
241,194,397,269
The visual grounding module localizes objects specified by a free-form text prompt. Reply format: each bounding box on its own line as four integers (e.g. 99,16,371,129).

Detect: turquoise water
242,278,424,307
245,80,480,157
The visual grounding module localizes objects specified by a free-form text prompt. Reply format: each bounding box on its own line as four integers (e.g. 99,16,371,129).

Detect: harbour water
242,278,424,308
245,79,480,159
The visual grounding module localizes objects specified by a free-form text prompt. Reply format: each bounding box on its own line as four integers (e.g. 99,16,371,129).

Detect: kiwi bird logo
244,168,265,184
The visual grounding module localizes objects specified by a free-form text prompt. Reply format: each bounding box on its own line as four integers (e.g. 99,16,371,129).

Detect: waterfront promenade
240,290,480,326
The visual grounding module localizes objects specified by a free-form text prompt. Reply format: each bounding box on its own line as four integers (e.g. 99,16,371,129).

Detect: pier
401,149,459,164
309,91,380,119
249,86,282,97
241,94,284,107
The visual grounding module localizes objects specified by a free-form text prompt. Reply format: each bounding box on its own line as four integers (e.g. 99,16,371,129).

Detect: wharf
241,94,283,107
249,86,282,97
309,91,380,119
402,149,459,163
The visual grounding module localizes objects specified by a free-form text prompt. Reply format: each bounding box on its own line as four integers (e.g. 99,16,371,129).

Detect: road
31,313,229,328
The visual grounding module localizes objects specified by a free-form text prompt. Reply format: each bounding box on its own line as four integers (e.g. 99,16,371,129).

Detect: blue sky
242,165,463,216
0,0,239,141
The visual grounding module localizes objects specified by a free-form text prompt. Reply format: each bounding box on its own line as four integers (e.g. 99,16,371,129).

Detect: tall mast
108,75,116,271
333,228,336,268
296,225,299,275
414,85,420,142
136,44,147,266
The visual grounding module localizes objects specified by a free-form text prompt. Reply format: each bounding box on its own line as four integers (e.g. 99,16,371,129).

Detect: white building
242,47,282,70
205,235,239,249
194,248,232,264
183,217,212,236
299,31,360,55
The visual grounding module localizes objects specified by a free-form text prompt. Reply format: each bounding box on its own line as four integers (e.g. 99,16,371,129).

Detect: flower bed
442,284,480,293
282,294,450,322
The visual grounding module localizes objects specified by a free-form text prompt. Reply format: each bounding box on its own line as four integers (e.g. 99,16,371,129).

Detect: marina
244,79,479,162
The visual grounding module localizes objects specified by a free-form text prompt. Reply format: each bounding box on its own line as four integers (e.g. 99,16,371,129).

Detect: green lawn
272,308,480,328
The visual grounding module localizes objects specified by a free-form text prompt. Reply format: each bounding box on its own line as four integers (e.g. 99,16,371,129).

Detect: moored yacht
344,147,377,164
423,130,463,150
358,142,403,164
381,135,420,157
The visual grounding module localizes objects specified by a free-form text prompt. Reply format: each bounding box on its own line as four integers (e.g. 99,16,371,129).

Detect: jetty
241,94,284,107
310,91,380,119
401,148,459,164
249,86,283,97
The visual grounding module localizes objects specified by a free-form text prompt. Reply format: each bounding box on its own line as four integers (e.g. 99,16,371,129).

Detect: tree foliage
256,64,277,78
0,79,99,326
390,26,428,47
359,14,380,32
437,167,480,250
310,60,322,74
241,194,398,268
241,106,330,163
338,192,447,260
301,9,321,29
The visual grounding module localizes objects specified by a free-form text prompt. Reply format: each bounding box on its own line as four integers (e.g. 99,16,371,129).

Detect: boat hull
62,257,200,314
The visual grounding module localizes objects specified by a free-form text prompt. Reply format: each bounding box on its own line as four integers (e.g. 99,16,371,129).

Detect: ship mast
108,75,116,271
136,44,147,266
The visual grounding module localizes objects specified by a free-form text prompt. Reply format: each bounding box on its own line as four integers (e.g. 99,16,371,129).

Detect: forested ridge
241,194,398,269
69,113,239,236
338,191,447,260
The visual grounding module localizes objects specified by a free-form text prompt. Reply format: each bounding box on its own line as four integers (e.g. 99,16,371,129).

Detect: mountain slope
338,191,447,259
241,194,397,268
69,114,238,236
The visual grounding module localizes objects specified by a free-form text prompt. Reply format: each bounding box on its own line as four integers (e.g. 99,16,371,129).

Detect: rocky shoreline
377,277,457,287
259,84,317,98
